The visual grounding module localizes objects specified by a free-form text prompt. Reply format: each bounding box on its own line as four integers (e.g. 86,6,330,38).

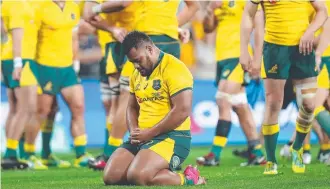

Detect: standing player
196,1,265,167
33,0,93,167
87,0,200,170
103,31,206,186
1,0,38,170
241,1,327,174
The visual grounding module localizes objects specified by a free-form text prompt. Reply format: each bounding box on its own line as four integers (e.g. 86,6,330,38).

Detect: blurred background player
32,0,93,168
86,0,200,170
196,1,265,167
1,0,39,170
241,1,327,174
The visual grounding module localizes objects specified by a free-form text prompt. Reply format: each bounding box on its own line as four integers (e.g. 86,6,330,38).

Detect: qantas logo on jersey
136,92,165,103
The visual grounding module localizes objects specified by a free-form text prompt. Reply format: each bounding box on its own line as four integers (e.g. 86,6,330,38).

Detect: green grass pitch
2,146,330,189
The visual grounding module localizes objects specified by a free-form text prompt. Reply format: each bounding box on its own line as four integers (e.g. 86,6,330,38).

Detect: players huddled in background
1,0,330,185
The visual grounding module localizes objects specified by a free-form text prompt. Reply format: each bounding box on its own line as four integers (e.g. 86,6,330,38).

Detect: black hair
122,31,153,55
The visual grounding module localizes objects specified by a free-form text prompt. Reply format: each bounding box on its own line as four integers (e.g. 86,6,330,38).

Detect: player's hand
250,58,262,79
13,67,22,81
315,53,322,72
300,30,314,56
239,51,252,72
178,28,190,44
130,128,153,144
109,27,127,43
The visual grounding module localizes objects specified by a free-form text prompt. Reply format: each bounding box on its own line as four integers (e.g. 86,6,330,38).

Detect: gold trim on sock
303,144,311,151
178,173,185,185
296,123,311,134
262,124,280,135
74,134,87,146
24,143,36,153
108,136,123,147
213,136,228,147
321,144,330,150
7,139,19,149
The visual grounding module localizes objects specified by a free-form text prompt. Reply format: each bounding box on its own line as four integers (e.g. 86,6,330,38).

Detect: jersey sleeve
7,3,24,30
164,58,193,97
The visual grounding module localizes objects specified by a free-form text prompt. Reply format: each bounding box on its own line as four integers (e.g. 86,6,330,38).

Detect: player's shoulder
162,53,192,77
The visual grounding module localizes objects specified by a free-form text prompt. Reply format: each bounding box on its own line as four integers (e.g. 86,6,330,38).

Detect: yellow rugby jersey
1,1,39,60
252,0,311,46
129,52,193,131
214,1,252,61
36,1,80,67
135,1,180,40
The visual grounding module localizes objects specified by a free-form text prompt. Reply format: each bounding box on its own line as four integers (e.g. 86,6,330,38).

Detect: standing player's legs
41,99,71,168
261,42,294,175
290,43,318,173
1,60,39,170
105,62,135,160
232,87,265,166
5,89,16,138
23,92,54,170
262,79,286,173
61,83,92,167
88,43,123,170
196,59,245,166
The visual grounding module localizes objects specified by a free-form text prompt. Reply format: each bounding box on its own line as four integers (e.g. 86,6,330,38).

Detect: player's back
260,1,311,46
1,1,39,60
214,1,247,61
135,1,180,40
36,1,80,67
130,52,193,131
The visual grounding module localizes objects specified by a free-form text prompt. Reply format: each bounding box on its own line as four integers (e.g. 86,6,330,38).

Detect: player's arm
300,1,328,55
91,0,132,15
177,1,200,27
315,18,330,56
126,93,140,132
8,5,25,79
203,2,221,33
240,1,258,71
252,9,264,67
149,90,192,137
72,28,80,73
78,19,97,36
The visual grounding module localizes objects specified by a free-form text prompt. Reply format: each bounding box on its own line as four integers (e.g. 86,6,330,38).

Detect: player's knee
103,165,123,185
265,92,282,112
127,167,150,186
38,105,52,118
301,100,315,114
70,100,85,117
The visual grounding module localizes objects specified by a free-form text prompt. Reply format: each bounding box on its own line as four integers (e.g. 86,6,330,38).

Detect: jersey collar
147,51,164,80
